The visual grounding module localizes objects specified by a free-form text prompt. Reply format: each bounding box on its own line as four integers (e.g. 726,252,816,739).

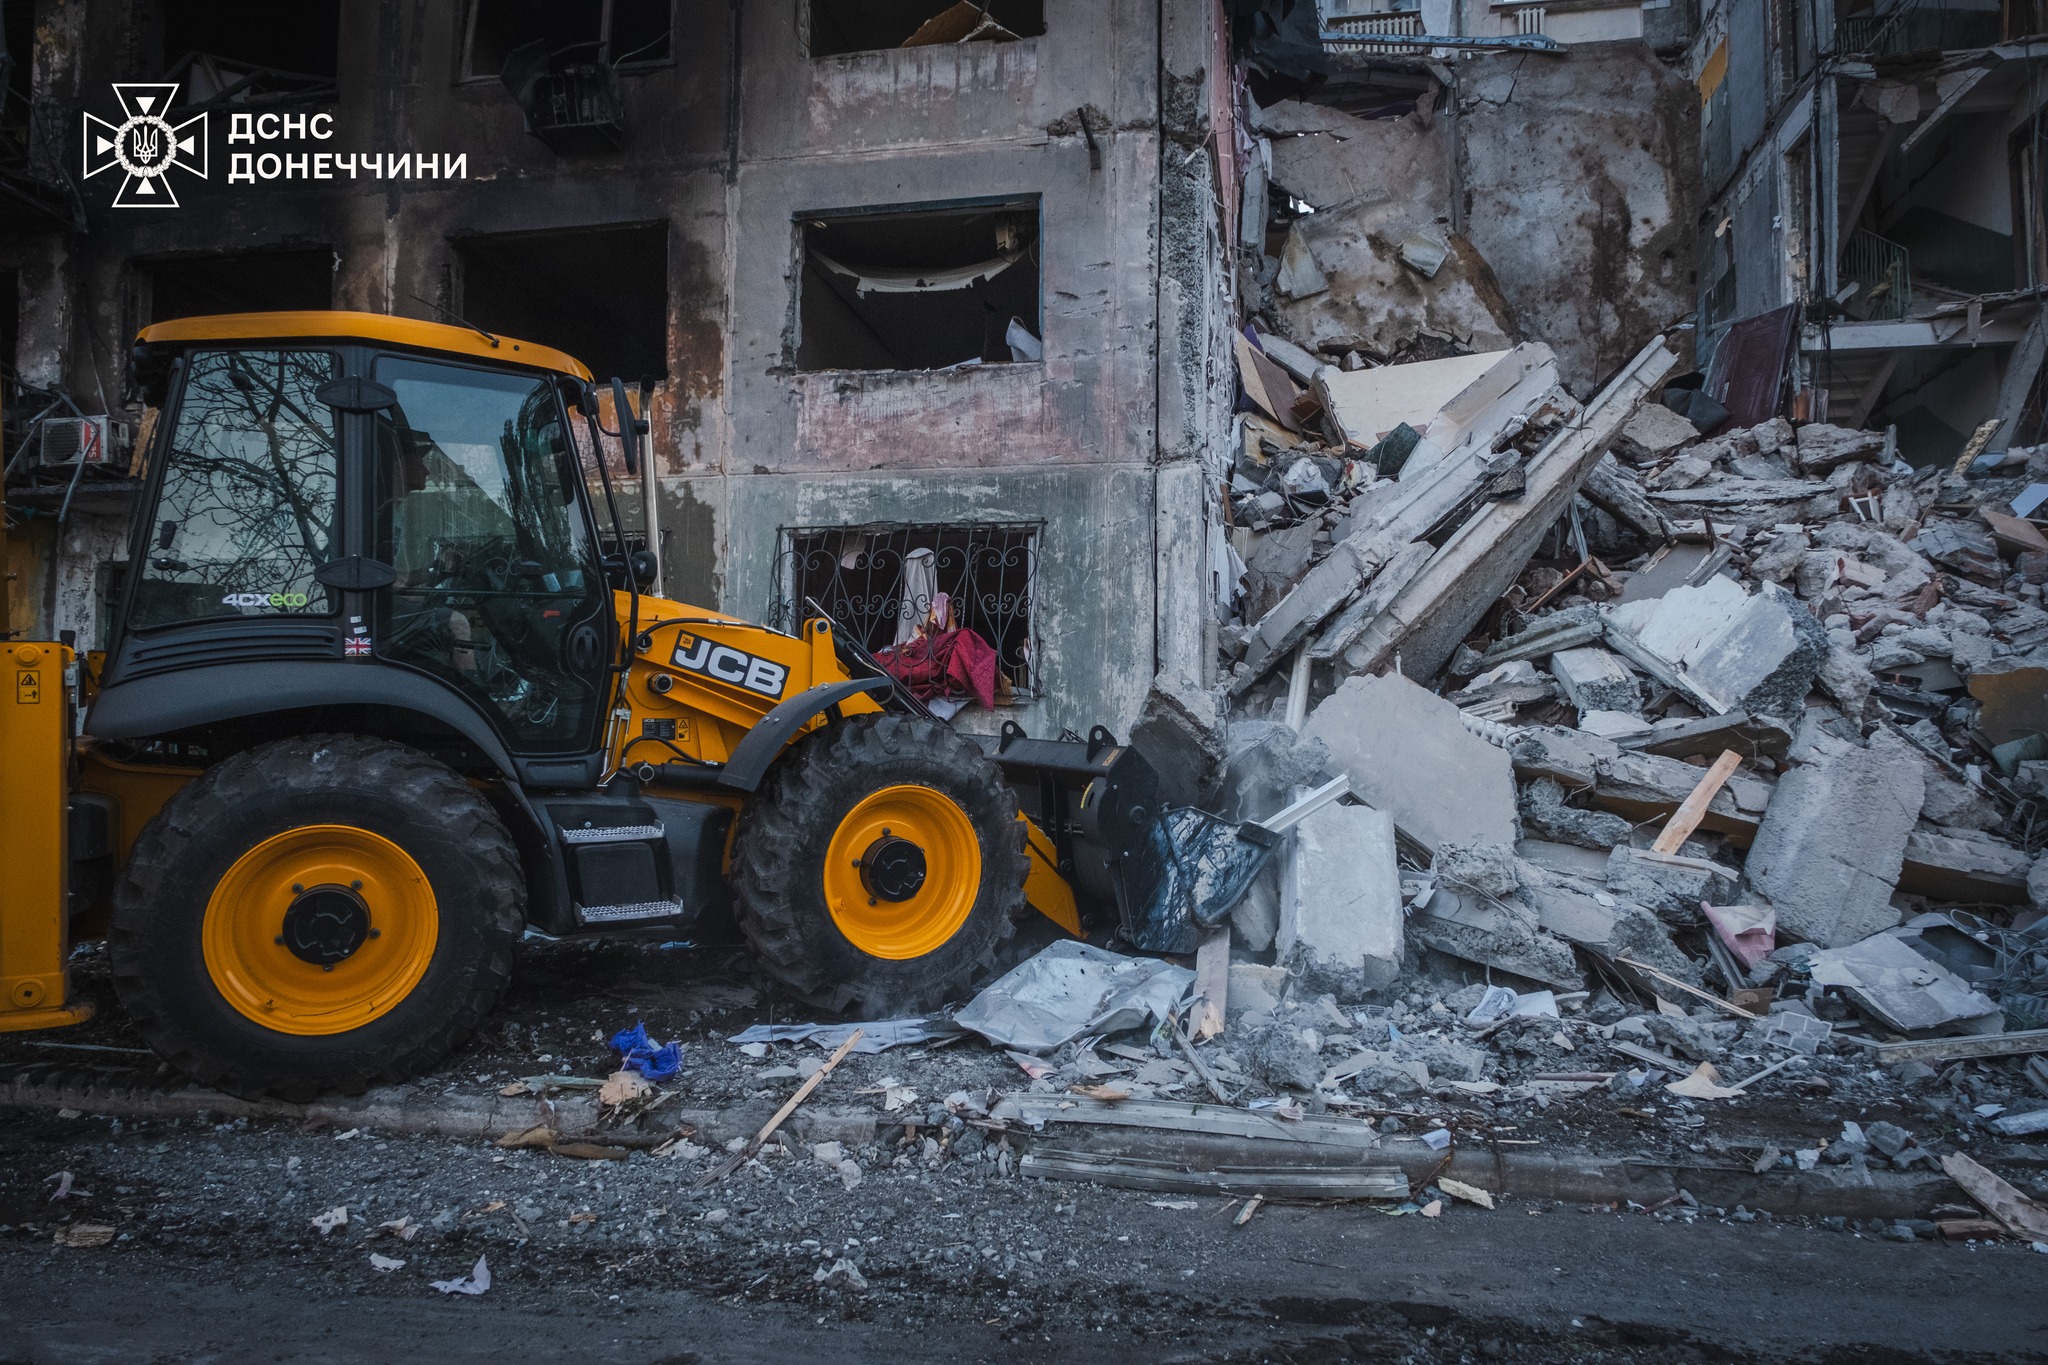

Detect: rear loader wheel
109,734,524,1101
730,713,1028,1016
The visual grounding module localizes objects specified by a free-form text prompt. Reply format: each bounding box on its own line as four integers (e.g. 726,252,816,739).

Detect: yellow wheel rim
822,784,982,960
201,824,439,1036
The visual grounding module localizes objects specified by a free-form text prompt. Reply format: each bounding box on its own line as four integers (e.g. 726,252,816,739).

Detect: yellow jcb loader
0,311,1161,1099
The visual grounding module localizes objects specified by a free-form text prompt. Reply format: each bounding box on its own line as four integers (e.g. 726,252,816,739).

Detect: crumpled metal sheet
953,941,1193,1053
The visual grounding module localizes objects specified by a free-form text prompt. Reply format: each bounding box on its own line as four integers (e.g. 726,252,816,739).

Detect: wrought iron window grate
773,522,1042,698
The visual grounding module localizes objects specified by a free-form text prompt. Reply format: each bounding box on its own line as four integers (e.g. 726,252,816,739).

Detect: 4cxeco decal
82,83,207,208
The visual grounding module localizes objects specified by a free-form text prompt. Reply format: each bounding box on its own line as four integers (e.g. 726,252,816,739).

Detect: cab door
367,353,612,759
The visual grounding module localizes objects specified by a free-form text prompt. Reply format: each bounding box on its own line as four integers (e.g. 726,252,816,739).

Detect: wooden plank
1847,1027,2048,1065
1190,928,1230,1043
1941,1151,2048,1239
1651,749,1745,855
1615,956,1762,1019
696,1029,862,1186
1020,1149,1409,1199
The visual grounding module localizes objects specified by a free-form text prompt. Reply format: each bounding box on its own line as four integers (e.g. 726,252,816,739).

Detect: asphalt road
5,1191,2046,1364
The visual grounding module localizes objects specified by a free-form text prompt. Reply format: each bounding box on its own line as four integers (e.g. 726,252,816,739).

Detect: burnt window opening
797,201,1041,373
463,0,673,80
776,522,1041,706
141,248,333,324
161,0,341,107
806,0,1045,57
456,223,668,383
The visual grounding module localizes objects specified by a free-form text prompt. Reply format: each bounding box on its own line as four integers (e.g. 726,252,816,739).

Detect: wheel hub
857,833,928,903
279,884,372,966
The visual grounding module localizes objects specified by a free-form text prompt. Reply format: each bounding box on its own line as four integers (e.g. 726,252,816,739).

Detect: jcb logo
671,633,787,699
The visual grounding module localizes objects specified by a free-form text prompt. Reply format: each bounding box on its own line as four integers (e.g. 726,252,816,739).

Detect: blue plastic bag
608,1022,683,1080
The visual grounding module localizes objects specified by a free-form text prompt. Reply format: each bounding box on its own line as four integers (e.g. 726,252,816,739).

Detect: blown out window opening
796,199,1043,373
774,522,1042,713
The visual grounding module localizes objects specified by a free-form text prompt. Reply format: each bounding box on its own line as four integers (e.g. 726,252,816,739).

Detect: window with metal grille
774,522,1040,701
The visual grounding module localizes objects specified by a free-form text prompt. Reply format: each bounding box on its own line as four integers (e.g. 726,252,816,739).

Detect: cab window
130,349,339,628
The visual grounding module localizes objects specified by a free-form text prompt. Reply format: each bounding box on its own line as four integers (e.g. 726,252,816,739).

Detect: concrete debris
1302,673,1517,853
1518,777,1635,850
1747,730,1926,949
1278,802,1402,1001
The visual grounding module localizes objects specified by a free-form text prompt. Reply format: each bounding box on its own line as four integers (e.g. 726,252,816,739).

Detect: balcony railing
1836,0,2002,53
1842,229,1913,320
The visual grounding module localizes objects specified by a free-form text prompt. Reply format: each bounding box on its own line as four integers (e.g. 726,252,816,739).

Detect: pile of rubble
1137,325,2048,1115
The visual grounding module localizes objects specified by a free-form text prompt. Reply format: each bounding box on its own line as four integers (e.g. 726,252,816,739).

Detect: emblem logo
82,84,207,207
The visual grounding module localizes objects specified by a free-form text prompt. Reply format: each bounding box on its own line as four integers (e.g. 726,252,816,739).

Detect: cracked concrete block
1793,424,1887,472
1519,777,1633,850
1551,646,1641,716
1406,889,1584,991
1745,730,1925,948
1278,803,1402,1002
1303,672,1519,853
1613,403,1700,464
1227,962,1293,1021
1611,574,1751,672
1899,826,2033,903
1522,881,1699,982
1129,674,1226,807
1604,848,1739,926
1681,583,1830,720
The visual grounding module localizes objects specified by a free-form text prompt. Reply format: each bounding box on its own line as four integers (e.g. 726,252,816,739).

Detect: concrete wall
1458,42,1698,392
1,0,1233,739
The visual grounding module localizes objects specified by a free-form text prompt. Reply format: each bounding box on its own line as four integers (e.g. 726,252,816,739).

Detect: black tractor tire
730,713,1028,1016
110,734,524,1102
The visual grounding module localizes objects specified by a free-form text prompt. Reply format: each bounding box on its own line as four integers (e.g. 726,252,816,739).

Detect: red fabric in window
875,626,1000,710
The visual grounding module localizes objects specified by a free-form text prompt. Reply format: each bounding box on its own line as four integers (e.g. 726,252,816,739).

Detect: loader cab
95,312,624,776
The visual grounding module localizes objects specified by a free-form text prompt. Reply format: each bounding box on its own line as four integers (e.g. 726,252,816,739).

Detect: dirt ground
6,937,2048,1362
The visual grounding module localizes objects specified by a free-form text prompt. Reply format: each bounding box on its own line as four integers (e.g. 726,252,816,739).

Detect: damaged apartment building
5,0,1710,741
1691,0,2048,460
0,0,1237,738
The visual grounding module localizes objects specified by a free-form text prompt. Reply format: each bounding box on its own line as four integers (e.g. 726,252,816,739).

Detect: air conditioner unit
38,416,127,467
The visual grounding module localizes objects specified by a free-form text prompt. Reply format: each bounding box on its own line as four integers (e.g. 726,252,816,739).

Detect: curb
0,1063,1963,1221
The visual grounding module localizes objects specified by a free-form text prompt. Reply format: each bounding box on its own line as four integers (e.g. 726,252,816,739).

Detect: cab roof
134,310,594,382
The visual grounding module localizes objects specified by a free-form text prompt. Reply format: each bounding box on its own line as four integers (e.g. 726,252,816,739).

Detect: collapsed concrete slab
1898,827,2034,904
1406,888,1585,991
1506,725,1774,841
1278,803,1402,1001
1551,647,1640,716
1521,880,1699,982
1341,338,1680,681
1745,730,1926,948
1611,578,1828,720
1604,847,1739,925
1303,672,1518,853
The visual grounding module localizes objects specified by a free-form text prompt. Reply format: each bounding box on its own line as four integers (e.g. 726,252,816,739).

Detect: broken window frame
792,195,1044,374
772,521,1043,702
456,0,677,83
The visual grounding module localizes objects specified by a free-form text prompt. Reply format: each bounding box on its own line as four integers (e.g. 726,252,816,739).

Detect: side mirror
609,376,647,478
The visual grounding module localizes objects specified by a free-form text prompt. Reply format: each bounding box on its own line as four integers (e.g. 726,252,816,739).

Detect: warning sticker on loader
16,669,41,704
670,633,787,699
